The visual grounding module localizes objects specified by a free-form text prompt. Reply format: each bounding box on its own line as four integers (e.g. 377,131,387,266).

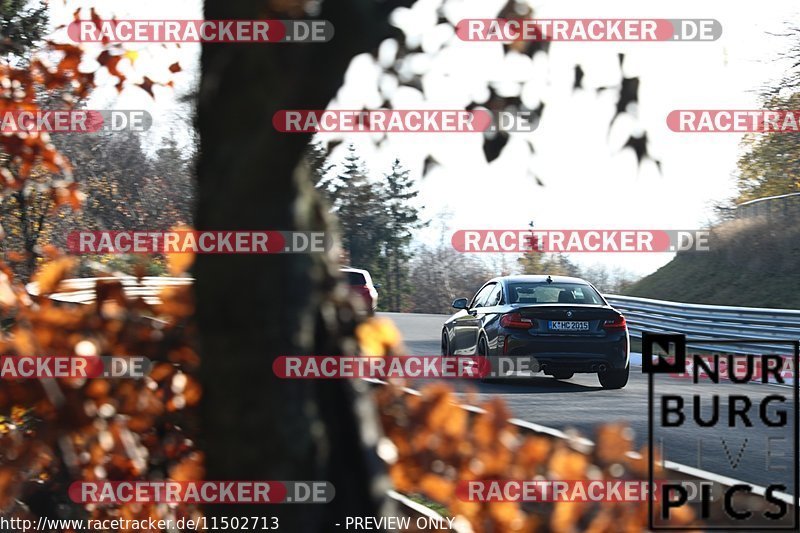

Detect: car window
345,271,367,285
485,283,503,307
471,283,496,308
507,282,604,304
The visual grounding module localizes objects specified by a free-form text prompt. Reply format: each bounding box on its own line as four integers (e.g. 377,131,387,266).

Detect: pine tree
381,158,425,310
328,145,387,271
519,252,581,277
304,139,334,190
517,227,546,273
518,228,582,277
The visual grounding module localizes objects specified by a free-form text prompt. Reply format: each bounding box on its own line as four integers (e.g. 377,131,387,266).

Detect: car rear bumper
499,334,629,372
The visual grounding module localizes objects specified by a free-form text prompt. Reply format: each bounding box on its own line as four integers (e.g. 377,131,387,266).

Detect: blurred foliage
0,131,193,281
732,24,800,206
0,8,184,281
736,93,800,203
374,383,698,532
0,250,200,526
0,5,194,525
0,0,48,61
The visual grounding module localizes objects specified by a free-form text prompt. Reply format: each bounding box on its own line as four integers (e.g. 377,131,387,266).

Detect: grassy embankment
624,217,800,310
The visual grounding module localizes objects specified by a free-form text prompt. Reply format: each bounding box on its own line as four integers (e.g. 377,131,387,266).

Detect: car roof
340,267,369,274
494,274,590,284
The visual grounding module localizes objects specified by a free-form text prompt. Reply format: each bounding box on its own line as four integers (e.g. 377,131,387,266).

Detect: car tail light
500,312,534,329
603,315,627,331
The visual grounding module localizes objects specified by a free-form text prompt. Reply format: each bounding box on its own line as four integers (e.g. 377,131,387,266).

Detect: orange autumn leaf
0,468,19,510
549,446,590,479
596,423,633,464
31,257,77,295
356,316,403,356
166,225,195,275
419,473,454,503
0,271,18,308
551,500,588,532
169,451,204,481
517,436,552,470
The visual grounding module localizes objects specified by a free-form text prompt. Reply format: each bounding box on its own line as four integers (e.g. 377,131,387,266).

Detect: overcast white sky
49,0,799,276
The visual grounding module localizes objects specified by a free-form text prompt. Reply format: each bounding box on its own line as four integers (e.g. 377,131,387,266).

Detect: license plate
549,320,589,331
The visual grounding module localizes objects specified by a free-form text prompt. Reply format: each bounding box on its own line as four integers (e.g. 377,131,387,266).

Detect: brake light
500,312,534,329
603,315,627,331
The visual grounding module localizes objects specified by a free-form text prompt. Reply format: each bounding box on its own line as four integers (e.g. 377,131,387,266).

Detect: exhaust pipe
597,363,608,372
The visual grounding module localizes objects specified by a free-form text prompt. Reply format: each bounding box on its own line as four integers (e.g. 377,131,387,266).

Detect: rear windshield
345,271,367,285
506,282,604,305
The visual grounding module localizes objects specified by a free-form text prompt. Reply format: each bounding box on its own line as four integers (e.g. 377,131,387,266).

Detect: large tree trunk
14,189,42,281
195,1,405,530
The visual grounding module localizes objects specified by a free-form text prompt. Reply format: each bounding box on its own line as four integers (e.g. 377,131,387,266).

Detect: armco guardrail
26,276,191,305
27,278,800,355
736,191,800,221
604,294,800,355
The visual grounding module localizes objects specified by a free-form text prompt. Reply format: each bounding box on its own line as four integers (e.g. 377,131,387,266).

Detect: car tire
477,336,494,382
441,331,451,357
551,371,574,380
598,364,629,389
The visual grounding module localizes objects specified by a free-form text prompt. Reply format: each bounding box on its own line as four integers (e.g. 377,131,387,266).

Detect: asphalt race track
381,312,798,496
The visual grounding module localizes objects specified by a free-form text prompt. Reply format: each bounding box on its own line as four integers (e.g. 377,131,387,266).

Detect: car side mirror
452,298,468,310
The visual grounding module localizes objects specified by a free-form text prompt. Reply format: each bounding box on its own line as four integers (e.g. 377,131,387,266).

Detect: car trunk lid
509,304,623,335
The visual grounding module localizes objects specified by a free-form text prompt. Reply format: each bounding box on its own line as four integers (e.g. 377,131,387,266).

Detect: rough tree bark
195,1,409,530
11,189,47,280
